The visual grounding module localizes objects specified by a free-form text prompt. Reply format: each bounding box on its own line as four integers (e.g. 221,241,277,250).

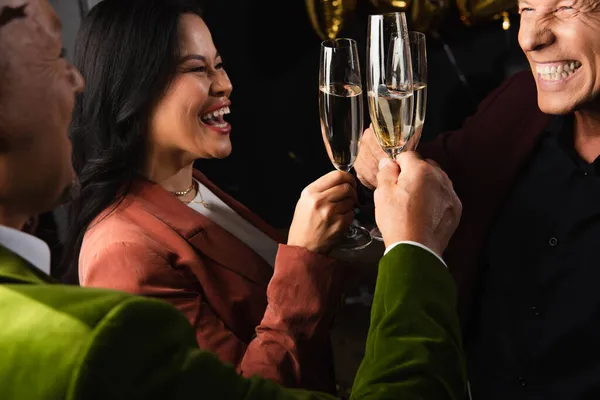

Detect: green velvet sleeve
68,293,339,400
350,244,467,399
69,243,465,400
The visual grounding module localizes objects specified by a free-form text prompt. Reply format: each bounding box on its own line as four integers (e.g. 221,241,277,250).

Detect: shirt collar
546,114,600,175
0,225,51,275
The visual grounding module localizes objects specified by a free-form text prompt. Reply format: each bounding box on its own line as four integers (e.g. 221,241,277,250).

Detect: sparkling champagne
367,84,413,154
409,82,427,150
319,83,363,171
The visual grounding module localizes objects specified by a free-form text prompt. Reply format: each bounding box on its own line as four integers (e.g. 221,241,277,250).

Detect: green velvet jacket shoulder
0,243,466,399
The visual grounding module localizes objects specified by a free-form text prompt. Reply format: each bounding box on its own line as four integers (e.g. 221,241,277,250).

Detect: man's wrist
384,241,447,268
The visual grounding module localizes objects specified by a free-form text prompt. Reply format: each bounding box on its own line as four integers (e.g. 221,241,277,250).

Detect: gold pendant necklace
191,181,211,209
172,181,210,209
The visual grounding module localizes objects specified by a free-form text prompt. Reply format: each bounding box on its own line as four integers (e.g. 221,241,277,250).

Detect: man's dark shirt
467,115,600,399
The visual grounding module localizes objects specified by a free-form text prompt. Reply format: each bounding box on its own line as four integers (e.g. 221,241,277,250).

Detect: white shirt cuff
384,241,447,268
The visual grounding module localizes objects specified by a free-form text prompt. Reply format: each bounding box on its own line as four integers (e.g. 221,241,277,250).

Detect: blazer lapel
129,177,273,287
186,226,273,288
0,245,53,285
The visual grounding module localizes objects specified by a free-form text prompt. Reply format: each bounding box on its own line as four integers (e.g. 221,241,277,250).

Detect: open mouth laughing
199,104,231,134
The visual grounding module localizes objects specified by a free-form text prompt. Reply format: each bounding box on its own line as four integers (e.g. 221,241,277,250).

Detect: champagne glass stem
385,148,402,159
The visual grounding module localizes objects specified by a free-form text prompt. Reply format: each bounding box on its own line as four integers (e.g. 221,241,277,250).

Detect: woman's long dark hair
61,0,203,283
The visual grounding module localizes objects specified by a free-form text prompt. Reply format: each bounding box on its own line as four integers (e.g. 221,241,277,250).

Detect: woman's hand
287,170,357,254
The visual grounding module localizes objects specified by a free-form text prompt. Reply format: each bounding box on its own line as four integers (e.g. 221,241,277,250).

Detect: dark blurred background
50,0,528,234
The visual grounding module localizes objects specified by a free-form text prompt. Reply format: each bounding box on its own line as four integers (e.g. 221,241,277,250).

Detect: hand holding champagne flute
366,12,414,241
319,38,372,251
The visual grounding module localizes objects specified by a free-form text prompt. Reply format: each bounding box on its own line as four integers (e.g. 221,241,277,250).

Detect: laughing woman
62,0,357,393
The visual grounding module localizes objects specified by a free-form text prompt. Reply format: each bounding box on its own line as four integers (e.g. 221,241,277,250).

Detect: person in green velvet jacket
0,0,467,398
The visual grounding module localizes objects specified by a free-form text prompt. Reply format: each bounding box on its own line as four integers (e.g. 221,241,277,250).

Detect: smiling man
354,0,600,398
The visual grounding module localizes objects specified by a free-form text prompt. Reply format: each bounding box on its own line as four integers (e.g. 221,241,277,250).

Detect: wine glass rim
409,31,426,40
321,38,357,49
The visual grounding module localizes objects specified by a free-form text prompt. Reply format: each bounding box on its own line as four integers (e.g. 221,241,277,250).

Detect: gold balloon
306,0,357,40
368,0,449,33
457,0,517,27
369,0,410,13
410,0,449,32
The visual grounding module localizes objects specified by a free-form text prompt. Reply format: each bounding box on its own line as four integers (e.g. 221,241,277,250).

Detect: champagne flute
407,31,428,151
366,12,414,241
319,38,372,251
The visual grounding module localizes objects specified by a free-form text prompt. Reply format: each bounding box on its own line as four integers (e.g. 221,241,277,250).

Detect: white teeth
536,61,581,81
200,107,231,119
199,106,231,122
